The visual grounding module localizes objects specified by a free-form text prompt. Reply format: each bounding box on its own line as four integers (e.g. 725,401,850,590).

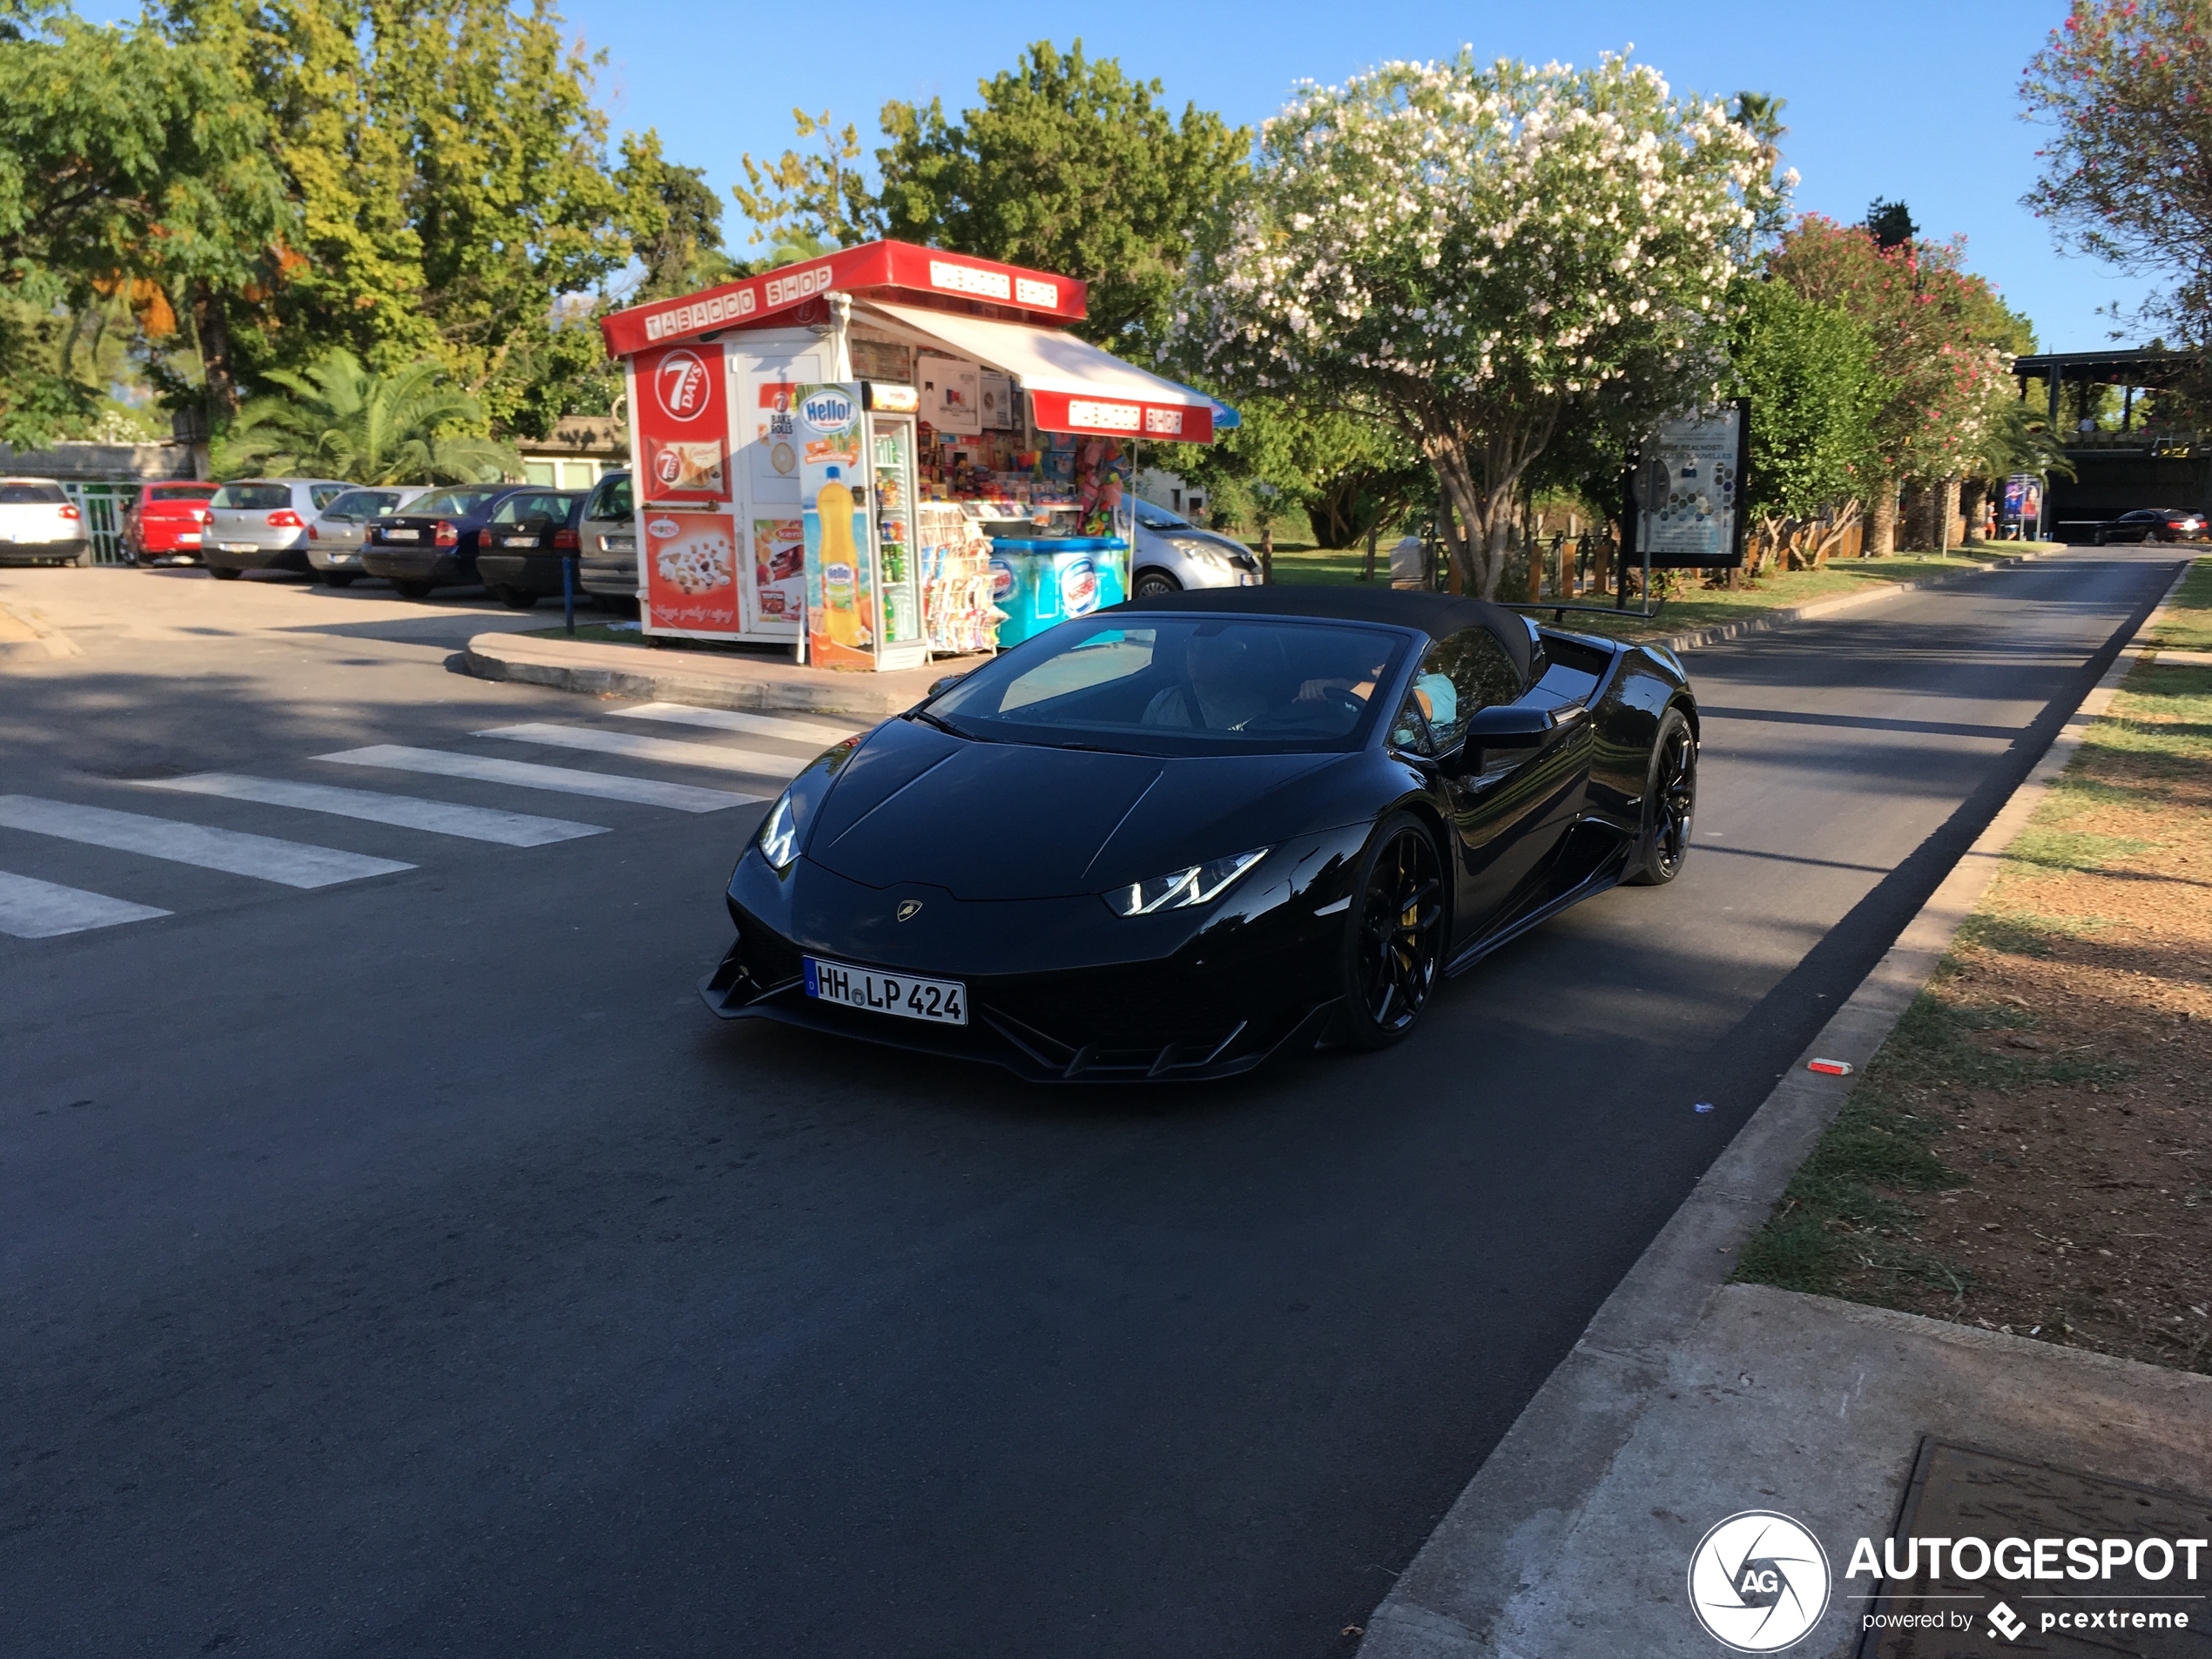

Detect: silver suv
0,479,91,566
307,486,430,588
205,478,354,580
577,470,637,614
1131,499,1262,597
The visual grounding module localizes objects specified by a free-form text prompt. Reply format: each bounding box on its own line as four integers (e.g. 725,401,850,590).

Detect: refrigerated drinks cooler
796,382,929,671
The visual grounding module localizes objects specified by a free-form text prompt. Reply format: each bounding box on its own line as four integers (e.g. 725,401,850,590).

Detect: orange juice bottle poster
795,384,873,666
642,509,740,633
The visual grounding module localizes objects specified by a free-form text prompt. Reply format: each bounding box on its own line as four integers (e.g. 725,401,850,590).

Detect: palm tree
215,350,519,484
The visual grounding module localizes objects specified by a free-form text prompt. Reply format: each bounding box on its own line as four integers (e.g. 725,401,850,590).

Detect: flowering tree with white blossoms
1177,52,1786,597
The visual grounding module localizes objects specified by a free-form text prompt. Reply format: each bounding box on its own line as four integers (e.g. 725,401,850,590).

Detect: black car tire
207,564,241,581
318,570,355,589
1339,812,1447,1049
1133,568,1181,599
391,580,434,601
1624,707,1696,887
496,585,538,610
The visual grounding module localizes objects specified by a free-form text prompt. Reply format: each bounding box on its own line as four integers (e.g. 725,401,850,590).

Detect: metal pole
563,555,576,636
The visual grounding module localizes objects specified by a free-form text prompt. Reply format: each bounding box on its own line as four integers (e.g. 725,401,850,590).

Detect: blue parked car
361,484,532,599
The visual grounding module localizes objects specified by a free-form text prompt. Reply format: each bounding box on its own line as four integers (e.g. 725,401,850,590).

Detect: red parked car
125,482,219,565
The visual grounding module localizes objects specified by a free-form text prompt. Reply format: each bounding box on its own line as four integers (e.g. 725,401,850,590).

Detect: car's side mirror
1463,703,1554,747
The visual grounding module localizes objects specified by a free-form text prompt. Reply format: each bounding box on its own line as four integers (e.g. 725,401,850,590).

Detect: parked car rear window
586,473,632,521
211,483,292,509
490,490,579,524
324,489,400,519
0,482,68,504
407,489,506,517
148,484,217,502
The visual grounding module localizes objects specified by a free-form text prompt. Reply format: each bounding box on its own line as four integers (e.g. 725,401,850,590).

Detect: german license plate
804,956,966,1025
178,532,200,544
502,535,540,548
219,543,257,552
384,528,419,541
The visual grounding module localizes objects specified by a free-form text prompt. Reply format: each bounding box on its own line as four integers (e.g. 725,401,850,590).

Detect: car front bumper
701,832,1367,1082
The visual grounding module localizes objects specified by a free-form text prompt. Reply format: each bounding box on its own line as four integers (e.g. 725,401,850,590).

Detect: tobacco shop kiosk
597,239,1225,670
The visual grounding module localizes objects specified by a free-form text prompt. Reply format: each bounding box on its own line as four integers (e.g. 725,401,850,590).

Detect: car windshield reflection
927,617,1407,756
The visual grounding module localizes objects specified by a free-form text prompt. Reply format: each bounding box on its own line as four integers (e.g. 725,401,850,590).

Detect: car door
1407,626,1594,936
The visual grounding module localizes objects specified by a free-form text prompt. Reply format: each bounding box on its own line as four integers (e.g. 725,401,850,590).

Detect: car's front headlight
754,737,861,871
1103,847,1270,917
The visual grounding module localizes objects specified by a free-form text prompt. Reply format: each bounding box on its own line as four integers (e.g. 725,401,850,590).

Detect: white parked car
0,478,91,566
306,485,431,588
1130,498,1263,597
203,478,354,581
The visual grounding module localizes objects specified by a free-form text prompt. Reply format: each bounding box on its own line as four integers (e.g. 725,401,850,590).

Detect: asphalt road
0,553,2182,1658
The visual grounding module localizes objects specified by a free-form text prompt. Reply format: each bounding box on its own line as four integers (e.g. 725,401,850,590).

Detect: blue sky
94,0,2149,351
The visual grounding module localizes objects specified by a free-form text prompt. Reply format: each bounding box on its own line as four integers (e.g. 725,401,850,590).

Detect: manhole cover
1858,1439,2212,1657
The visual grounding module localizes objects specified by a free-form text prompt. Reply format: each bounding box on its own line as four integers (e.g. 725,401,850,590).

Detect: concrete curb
0,598,81,662
456,632,963,718
1356,554,2197,1658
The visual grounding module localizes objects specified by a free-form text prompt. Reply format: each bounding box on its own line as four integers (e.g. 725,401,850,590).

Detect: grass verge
1734,556,2212,1372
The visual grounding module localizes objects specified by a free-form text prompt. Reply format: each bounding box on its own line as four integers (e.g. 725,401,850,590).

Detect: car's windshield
210,483,292,510
490,490,577,525
1135,500,1190,531
927,617,1409,756
406,489,504,517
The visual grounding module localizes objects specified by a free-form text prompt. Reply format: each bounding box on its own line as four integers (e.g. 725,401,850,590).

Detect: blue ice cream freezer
988,537,1128,647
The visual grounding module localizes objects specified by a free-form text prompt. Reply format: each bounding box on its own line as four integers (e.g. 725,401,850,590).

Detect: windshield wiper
910,709,979,741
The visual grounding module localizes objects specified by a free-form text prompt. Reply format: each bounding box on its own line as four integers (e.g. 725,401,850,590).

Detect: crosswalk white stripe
314,745,757,813
0,870,170,938
613,701,867,746
141,773,609,847
474,722,810,779
0,795,414,889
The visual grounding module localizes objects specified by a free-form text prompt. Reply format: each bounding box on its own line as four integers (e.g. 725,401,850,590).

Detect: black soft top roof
1116,583,1534,681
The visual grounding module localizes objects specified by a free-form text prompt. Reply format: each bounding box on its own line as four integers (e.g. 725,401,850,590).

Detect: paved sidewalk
1359,558,2204,1659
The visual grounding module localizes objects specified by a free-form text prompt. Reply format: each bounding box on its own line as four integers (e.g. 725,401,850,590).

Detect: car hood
804,716,1344,900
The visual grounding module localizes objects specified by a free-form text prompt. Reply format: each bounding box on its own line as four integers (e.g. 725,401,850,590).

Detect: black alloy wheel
1132,568,1181,599
1340,813,1446,1049
1625,707,1696,887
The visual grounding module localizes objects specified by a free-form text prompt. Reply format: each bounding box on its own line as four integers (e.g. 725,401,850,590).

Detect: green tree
877,41,1249,360
619,129,735,301
213,347,516,482
732,109,878,255
165,0,634,427
1726,279,1882,563
1174,399,1426,550
1180,51,1780,598
1864,197,1917,251
2023,1,2212,345
0,3,290,425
